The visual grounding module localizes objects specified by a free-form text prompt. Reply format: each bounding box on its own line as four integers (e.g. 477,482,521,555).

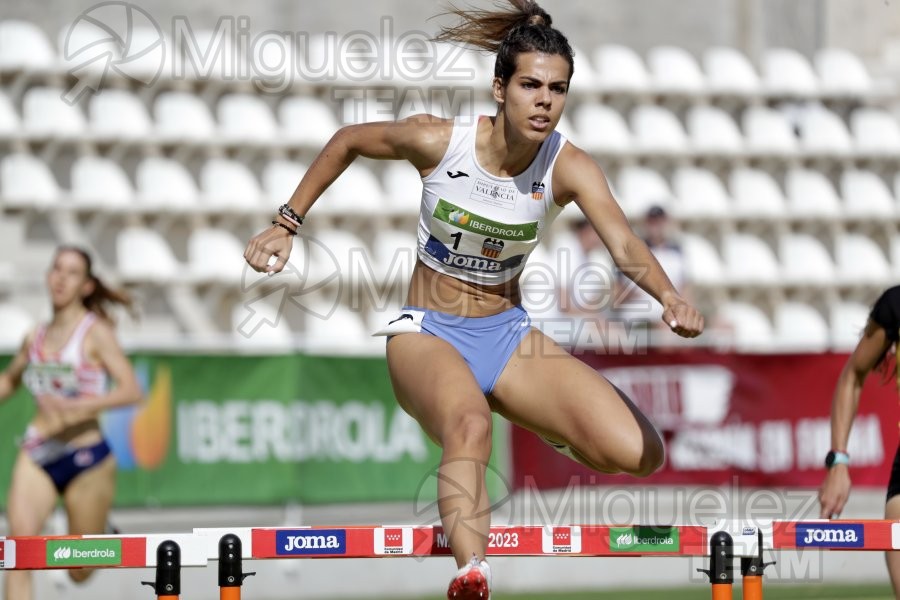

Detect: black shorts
887,443,900,501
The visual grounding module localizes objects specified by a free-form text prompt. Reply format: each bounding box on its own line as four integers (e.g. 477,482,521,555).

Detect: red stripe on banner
121,537,148,568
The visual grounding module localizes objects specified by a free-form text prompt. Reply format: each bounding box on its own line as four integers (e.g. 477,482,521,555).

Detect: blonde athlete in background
0,247,141,600
819,285,900,599
245,1,704,597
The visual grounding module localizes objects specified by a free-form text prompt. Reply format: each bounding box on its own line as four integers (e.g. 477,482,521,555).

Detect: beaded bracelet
278,203,305,228
271,220,298,236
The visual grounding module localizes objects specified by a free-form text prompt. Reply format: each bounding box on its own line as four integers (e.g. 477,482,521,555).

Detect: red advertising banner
512,352,898,490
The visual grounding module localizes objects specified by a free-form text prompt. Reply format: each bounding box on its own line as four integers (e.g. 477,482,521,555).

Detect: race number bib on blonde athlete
423,198,539,276
22,363,80,397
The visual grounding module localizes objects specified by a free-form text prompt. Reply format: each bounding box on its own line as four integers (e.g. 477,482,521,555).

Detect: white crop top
23,312,107,399
417,115,567,285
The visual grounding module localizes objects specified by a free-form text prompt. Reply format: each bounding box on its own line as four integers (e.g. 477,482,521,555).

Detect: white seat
382,162,422,215
371,229,417,284
0,90,19,134
835,234,890,284
851,108,900,154
671,167,730,218
1,153,59,206
428,41,489,88
829,301,871,351
890,234,900,278
778,233,835,284
798,104,852,154
703,46,761,95
116,227,181,281
729,168,787,218
262,159,307,203
593,44,650,93
815,48,872,95
217,94,278,142
615,166,673,219
0,20,56,71
647,46,706,94
179,28,248,81
304,301,370,353
687,105,743,153
717,302,774,351
742,105,799,154
773,302,830,351
319,164,384,215
57,21,122,77
784,168,842,218
200,158,262,209
307,229,367,285
71,156,134,207
303,33,352,86
279,96,340,147
154,91,217,140
722,233,780,284
680,233,725,285
188,227,246,283
89,89,152,139
840,170,895,218
22,87,86,136
231,299,294,351
572,104,633,153
111,26,168,83
136,157,199,209
0,303,35,350
630,105,688,153
762,48,820,96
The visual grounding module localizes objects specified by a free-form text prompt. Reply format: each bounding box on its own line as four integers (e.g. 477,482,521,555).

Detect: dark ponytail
435,0,574,84
56,246,135,323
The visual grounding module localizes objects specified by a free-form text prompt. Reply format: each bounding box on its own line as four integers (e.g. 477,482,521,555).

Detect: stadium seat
722,233,780,284
686,105,743,153
71,155,134,208
89,89,153,139
647,46,707,94
179,28,248,81
840,170,895,218
784,168,843,218
778,233,835,284
680,233,725,285
742,105,799,154
0,302,35,349
279,95,341,147
304,301,371,353
116,226,181,281
729,168,787,218
57,22,122,78
851,108,900,154
187,227,246,283
835,233,890,284
154,91,217,140
306,228,368,285
0,20,56,71
0,90,19,134
814,48,872,95
22,87,86,136
230,299,294,351
829,301,871,350
615,165,673,218
630,105,688,153
200,158,263,209
670,167,731,218
111,26,169,83
1,153,59,207
702,46,761,95
319,163,384,215
217,93,278,142
371,230,417,283
572,104,633,154
773,302,830,351
382,161,422,215
798,104,852,154
262,159,307,204
891,234,900,278
135,156,199,209
593,44,651,93
761,48,820,96
717,301,775,351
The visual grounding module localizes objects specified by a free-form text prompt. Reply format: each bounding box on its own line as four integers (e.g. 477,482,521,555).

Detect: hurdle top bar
0,520,894,570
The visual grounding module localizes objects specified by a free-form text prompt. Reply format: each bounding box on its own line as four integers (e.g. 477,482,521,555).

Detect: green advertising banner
0,354,510,507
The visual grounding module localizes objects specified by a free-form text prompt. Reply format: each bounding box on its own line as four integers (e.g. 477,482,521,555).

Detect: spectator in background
613,205,691,344
819,285,900,597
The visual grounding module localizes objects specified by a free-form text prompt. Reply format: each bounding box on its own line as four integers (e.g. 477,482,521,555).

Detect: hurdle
1,519,895,599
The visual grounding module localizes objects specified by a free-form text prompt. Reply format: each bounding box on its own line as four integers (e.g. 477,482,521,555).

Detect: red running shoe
447,556,491,599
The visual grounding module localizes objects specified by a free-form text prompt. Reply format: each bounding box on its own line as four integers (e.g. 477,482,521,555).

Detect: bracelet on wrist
278,203,305,228
271,220,298,236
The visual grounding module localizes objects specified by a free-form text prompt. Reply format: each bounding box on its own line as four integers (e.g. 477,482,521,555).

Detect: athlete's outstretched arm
553,144,703,337
244,115,451,274
0,334,31,402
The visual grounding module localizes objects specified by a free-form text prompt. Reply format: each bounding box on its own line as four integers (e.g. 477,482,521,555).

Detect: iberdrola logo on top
449,210,470,225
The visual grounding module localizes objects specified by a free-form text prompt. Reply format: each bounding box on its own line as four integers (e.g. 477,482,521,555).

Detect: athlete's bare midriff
31,413,104,447
405,259,523,318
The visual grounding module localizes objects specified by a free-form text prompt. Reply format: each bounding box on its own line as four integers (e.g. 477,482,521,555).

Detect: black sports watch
824,450,850,468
